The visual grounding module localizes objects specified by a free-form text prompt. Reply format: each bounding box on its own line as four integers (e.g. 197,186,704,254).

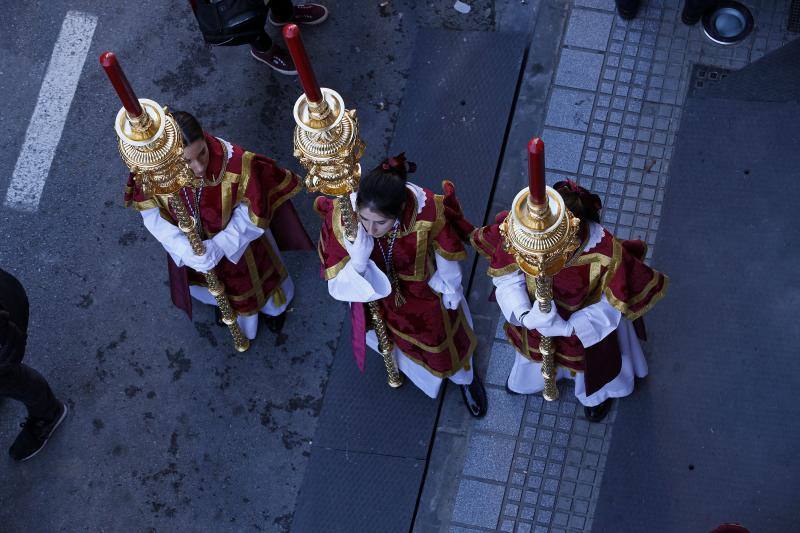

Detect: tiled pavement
444,0,797,531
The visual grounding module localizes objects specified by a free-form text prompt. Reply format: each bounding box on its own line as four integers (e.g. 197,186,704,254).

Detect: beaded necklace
376,219,406,307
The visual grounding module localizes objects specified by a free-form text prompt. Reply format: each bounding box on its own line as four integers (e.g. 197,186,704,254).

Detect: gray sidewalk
417,0,797,531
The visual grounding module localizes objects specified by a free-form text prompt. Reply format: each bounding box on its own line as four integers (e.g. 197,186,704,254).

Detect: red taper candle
282,24,323,103
527,137,547,206
99,52,143,117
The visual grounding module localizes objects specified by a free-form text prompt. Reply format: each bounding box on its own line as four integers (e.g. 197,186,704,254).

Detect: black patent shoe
461,374,488,418
583,398,613,422
263,312,287,334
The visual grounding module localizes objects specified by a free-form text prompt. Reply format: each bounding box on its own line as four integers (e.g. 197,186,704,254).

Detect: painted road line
4,11,98,212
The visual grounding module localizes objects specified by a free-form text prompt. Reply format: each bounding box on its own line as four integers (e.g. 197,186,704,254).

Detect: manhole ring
702,0,755,45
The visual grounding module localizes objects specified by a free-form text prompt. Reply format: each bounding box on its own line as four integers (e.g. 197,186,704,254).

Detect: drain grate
790,0,800,32
688,64,732,97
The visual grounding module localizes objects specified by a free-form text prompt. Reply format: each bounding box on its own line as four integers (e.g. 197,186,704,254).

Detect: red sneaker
269,3,329,26
250,45,297,75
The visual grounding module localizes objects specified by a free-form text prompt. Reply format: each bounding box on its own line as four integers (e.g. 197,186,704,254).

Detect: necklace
376,220,405,307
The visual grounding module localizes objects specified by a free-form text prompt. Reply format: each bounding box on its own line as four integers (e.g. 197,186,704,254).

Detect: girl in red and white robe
124,111,312,340
315,154,487,416
473,181,667,421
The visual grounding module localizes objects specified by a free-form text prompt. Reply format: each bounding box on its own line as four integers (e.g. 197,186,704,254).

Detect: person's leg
0,364,59,420
249,27,297,74
268,0,295,23
1,364,67,461
268,0,328,26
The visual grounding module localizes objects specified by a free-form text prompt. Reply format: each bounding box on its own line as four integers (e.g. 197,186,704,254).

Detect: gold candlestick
291,87,403,388
500,182,581,401
113,100,250,353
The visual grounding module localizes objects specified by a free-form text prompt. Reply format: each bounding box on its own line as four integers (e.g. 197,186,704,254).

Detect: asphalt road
0,0,455,530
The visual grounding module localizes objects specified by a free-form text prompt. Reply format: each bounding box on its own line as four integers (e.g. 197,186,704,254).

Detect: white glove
521,304,557,330
343,224,374,274
442,291,463,310
537,314,573,338
182,240,225,273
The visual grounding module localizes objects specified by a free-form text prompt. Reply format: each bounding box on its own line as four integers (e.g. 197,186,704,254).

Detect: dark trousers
251,0,295,51
0,364,59,420
0,268,59,421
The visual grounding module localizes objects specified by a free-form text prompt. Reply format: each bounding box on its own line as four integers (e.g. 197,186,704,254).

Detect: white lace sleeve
428,252,464,296
140,208,192,266
210,204,265,264
493,271,531,326
568,295,622,347
328,260,392,303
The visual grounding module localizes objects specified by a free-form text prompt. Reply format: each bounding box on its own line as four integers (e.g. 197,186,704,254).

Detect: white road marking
4,11,98,212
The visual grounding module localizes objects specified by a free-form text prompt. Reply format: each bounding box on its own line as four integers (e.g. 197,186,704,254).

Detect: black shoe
461,374,488,418
263,312,287,334
583,398,613,422
9,401,68,462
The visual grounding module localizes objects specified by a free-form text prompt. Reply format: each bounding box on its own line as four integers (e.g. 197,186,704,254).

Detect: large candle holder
101,52,249,353
284,26,402,388
500,139,581,401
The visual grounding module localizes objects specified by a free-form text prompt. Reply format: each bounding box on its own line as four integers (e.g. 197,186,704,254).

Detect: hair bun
381,153,416,177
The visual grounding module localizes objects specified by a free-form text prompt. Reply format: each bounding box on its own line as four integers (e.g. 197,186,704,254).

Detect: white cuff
428,252,464,295
211,204,264,264
328,260,392,302
568,295,622,347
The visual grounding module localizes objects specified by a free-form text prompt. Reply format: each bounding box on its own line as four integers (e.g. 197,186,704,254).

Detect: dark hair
554,180,602,224
356,153,416,219
171,110,204,146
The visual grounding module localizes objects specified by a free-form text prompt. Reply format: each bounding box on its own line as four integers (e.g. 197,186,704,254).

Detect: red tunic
124,133,312,318
315,182,477,377
472,211,668,394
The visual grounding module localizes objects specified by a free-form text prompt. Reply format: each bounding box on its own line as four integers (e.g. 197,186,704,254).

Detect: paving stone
545,88,595,132
452,479,505,529
463,433,516,482
573,0,616,11
555,49,604,91
564,9,614,51
541,128,585,173
487,341,516,386
475,387,525,435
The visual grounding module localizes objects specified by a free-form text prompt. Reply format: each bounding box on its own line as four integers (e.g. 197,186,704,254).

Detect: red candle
527,137,547,206
99,52,143,117
282,24,323,103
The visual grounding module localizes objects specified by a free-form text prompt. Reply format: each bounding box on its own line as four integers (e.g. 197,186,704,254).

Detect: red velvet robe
124,133,313,318
472,211,668,395
315,182,477,377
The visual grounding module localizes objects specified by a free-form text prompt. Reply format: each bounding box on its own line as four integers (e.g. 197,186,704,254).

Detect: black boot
583,398,613,422
615,0,640,20
461,374,488,418
682,0,712,25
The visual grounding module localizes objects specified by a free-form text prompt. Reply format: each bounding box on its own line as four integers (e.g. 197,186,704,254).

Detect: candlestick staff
500,138,581,400
100,52,249,352
282,25,402,388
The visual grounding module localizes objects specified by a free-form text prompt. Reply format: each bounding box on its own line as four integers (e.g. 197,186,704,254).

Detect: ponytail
357,153,416,219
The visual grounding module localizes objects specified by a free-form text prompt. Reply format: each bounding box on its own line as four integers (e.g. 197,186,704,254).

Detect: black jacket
0,268,29,373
